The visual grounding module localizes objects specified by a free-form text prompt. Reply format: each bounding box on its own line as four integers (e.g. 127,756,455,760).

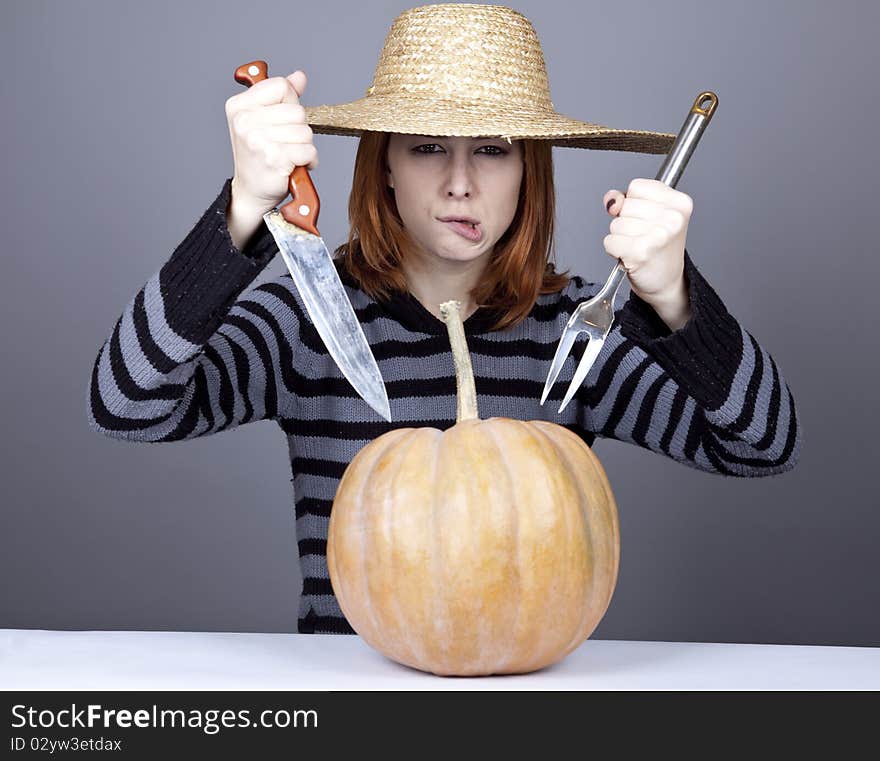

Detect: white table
1,629,877,690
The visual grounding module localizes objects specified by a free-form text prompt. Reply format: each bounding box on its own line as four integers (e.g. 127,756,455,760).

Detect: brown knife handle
233,60,321,236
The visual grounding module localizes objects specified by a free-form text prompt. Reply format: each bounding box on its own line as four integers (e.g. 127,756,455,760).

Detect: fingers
244,134,319,172
604,189,625,215
602,234,636,273
603,188,687,236
603,180,693,223
614,198,686,232
286,70,308,100
603,228,669,272
226,72,307,117
608,216,652,237
246,122,314,145
245,125,319,170
279,142,319,172
237,102,309,128
623,178,693,217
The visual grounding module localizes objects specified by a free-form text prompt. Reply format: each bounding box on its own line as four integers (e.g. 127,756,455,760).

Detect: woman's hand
603,178,693,331
225,70,318,215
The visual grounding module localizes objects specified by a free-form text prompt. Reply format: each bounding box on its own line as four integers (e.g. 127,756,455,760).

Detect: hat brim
303,95,676,154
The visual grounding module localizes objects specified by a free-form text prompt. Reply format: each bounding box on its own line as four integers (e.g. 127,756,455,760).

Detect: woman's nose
444,156,475,198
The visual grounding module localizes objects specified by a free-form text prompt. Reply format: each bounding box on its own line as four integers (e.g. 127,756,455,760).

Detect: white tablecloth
1,629,876,690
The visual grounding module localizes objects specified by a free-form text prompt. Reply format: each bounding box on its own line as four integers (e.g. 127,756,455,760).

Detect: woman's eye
413,144,506,156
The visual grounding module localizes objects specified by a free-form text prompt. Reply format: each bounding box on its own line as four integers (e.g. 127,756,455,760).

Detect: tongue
447,220,482,242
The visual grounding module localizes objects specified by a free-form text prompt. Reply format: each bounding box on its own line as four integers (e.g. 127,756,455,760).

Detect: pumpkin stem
439,300,479,422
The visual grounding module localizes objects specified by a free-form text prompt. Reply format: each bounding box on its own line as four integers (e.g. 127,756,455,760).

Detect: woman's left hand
603,178,693,329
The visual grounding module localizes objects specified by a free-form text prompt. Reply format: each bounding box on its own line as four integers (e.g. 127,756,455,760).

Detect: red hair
333,131,571,331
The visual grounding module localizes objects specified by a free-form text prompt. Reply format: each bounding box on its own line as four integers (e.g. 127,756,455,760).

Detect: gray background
2,0,877,647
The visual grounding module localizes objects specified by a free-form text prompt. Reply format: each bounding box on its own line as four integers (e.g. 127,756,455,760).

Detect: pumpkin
327,300,620,676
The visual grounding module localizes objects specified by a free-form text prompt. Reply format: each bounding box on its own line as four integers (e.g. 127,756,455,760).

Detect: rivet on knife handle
233,60,321,236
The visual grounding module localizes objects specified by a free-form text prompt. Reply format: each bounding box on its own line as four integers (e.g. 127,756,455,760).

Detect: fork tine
540,324,581,405
558,335,605,414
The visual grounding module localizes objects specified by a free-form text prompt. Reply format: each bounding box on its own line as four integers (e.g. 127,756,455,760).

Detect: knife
233,60,391,423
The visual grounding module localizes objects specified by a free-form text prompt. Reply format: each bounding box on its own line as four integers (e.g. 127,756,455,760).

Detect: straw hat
303,2,676,154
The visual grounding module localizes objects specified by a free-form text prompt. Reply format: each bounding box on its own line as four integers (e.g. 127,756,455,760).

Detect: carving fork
541,91,719,413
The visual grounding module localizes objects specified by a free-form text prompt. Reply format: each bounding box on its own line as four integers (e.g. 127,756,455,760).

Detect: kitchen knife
234,60,391,423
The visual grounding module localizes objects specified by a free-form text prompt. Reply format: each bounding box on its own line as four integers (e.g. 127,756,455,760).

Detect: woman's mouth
441,219,483,242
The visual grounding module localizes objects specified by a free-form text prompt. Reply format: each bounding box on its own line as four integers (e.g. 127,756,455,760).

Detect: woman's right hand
224,70,319,216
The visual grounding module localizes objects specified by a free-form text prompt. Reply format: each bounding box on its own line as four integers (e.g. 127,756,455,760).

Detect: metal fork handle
597,91,719,304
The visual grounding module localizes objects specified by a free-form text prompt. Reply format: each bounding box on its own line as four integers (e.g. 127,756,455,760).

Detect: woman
87,3,801,634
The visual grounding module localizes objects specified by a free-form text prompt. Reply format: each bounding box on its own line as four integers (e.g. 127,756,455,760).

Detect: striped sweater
87,178,802,634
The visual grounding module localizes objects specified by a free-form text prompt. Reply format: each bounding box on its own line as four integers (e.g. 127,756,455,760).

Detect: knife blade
234,60,391,423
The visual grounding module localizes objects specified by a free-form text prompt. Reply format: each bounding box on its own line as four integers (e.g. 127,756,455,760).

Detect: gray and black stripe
87,179,802,634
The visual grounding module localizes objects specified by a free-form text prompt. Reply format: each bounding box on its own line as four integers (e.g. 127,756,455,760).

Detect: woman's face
385,133,524,266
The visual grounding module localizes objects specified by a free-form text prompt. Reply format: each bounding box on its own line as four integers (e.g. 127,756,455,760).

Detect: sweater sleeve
577,249,802,477
86,177,303,442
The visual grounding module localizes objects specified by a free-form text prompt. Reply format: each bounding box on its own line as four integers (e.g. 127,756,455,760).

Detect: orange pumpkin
327,300,620,676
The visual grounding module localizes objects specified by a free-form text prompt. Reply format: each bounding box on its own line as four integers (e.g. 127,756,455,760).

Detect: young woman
87,4,801,634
